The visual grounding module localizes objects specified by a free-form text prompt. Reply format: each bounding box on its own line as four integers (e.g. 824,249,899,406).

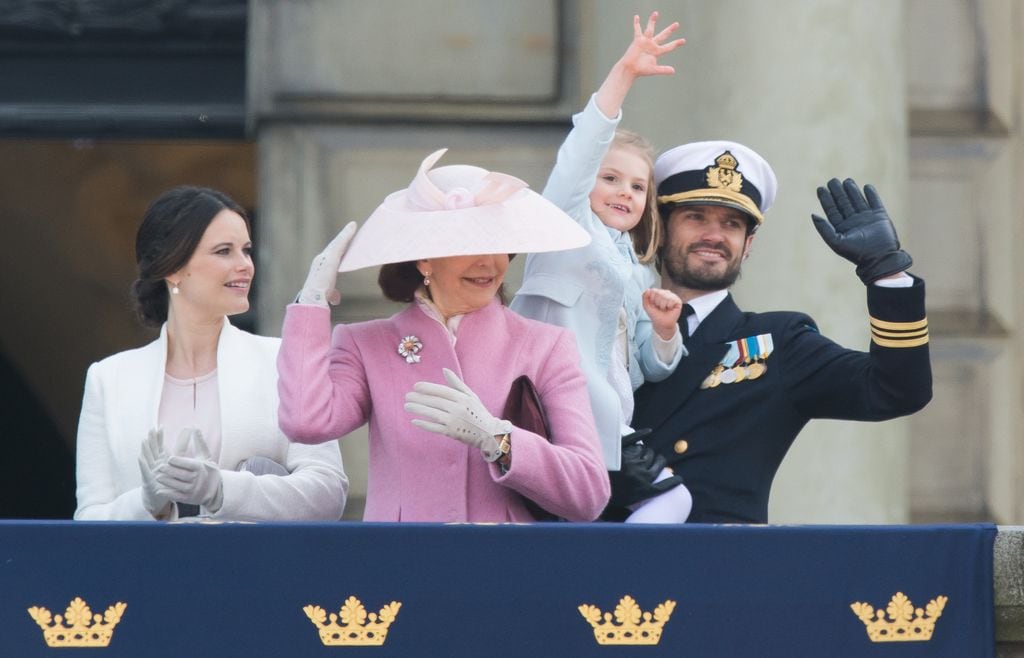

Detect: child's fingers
658,37,686,54
645,288,683,310
644,11,660,37
644,295,671,312
654,22,680,43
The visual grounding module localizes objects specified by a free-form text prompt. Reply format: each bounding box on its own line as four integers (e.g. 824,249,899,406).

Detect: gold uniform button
674,439,689,454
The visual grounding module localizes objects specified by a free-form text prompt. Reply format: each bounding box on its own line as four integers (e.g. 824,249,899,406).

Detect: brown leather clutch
502,375,560,521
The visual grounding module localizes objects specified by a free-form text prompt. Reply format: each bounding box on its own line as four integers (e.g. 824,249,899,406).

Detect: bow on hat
406,149,529,211
336,148,592,272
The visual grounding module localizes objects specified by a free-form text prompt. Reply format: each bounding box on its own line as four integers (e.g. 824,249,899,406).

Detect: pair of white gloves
138,428,224,519
298,224,513,464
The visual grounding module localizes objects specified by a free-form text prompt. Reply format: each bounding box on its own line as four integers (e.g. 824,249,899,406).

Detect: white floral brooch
398,335,423,364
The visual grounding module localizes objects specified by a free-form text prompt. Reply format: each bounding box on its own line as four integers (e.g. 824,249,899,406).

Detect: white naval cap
654,140,777,225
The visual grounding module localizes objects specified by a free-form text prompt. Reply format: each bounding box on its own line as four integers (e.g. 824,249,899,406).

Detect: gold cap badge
705,151,744,192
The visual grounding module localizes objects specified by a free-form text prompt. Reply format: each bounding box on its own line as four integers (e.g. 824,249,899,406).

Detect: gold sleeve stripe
871,327,929,340
871,334,929,348
869,316,928,331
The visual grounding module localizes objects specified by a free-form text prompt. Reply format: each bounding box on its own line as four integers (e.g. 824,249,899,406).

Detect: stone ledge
997,527,1024,642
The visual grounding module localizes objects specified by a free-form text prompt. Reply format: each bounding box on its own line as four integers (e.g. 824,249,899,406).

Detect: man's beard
662,242,743,291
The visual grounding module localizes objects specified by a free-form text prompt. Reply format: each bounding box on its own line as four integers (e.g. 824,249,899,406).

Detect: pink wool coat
278,299,610,522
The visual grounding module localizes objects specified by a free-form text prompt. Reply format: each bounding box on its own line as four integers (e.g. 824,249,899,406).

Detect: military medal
707,333,774,386
701,365,724,389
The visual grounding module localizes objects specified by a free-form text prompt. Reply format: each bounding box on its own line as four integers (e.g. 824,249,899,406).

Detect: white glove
404,368,512,461
154,429,224,513
137,428,174,519
297,222,358,306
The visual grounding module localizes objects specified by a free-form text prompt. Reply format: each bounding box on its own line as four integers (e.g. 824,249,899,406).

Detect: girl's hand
643,288,683,340
620,12,685,80
594,12,685,119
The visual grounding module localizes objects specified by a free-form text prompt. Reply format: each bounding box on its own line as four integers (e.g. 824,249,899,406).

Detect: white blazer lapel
215,318,240,467
215,319,279,469
131,326,170,438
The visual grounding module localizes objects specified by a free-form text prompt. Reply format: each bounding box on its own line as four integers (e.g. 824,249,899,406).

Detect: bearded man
626,141,933,523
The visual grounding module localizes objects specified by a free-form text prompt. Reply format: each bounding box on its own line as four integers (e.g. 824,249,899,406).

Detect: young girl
511,13,692,523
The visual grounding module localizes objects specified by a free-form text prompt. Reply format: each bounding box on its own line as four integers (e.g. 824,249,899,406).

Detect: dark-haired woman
74,186,347,521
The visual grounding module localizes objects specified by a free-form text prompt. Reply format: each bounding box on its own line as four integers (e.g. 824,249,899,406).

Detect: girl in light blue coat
511,13,692,523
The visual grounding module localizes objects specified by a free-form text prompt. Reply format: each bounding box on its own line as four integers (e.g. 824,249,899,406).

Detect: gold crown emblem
850,592,947,642
27,597,126,648
706,150,743,192
578,595,676,646
304,596,401,646
714,151,738,169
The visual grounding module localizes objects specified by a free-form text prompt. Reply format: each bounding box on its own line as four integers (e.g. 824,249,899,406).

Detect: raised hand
620,11,686,79
595,12,685,117
812,178,912,284
642,287,683,341
297,221,358,306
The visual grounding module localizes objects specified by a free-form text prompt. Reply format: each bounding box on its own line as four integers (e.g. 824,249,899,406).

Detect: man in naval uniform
627,140,932,524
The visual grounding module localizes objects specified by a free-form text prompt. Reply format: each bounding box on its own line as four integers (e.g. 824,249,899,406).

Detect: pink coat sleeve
277,304,370,444
495,328,611,521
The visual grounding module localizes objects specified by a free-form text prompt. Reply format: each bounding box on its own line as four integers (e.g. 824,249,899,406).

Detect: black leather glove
608,430,684,508
812,178,912,284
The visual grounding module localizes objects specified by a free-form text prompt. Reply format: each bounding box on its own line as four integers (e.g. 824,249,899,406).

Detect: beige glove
137,428,174,519
153,429,224,513
297,222,358,306
404,368,512,462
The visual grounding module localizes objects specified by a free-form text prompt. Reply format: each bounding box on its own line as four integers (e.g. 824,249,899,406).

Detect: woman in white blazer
74,187,347,521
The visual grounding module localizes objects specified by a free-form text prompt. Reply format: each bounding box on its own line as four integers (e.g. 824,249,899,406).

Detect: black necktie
682,304,696,345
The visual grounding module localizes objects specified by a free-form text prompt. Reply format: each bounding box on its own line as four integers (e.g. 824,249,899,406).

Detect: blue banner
0,522,995,657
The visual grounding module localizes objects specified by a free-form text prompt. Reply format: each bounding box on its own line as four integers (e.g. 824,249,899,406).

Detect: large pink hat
338,149,591,272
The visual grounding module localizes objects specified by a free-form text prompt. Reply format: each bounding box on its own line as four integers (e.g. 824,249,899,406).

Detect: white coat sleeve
73,364,155,521
215,440,348,521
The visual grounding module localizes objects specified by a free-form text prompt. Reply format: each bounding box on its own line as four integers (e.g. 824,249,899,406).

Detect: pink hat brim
338,186,591,272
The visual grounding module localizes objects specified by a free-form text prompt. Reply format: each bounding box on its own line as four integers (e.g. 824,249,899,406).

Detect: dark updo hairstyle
378,260,508,305
132,186,249,327
377,261,423,303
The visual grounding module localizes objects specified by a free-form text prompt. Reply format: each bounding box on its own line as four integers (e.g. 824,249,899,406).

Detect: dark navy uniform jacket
632,277,932,524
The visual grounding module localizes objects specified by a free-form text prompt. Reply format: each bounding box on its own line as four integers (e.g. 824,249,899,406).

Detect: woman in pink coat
277,149,611,522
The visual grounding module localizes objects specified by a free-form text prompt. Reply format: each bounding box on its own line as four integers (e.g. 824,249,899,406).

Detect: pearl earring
423,272,431,287
171,282,180,295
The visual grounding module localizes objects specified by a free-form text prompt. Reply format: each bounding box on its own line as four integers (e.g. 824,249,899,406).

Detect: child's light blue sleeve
633,263,685,382
636,313,684,382
542,94,621,216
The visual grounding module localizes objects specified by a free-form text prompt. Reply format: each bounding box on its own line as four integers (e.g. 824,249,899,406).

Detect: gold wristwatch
485,433,511,463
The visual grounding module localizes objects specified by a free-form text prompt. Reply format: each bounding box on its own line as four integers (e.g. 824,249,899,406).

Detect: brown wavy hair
613,129,662,264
